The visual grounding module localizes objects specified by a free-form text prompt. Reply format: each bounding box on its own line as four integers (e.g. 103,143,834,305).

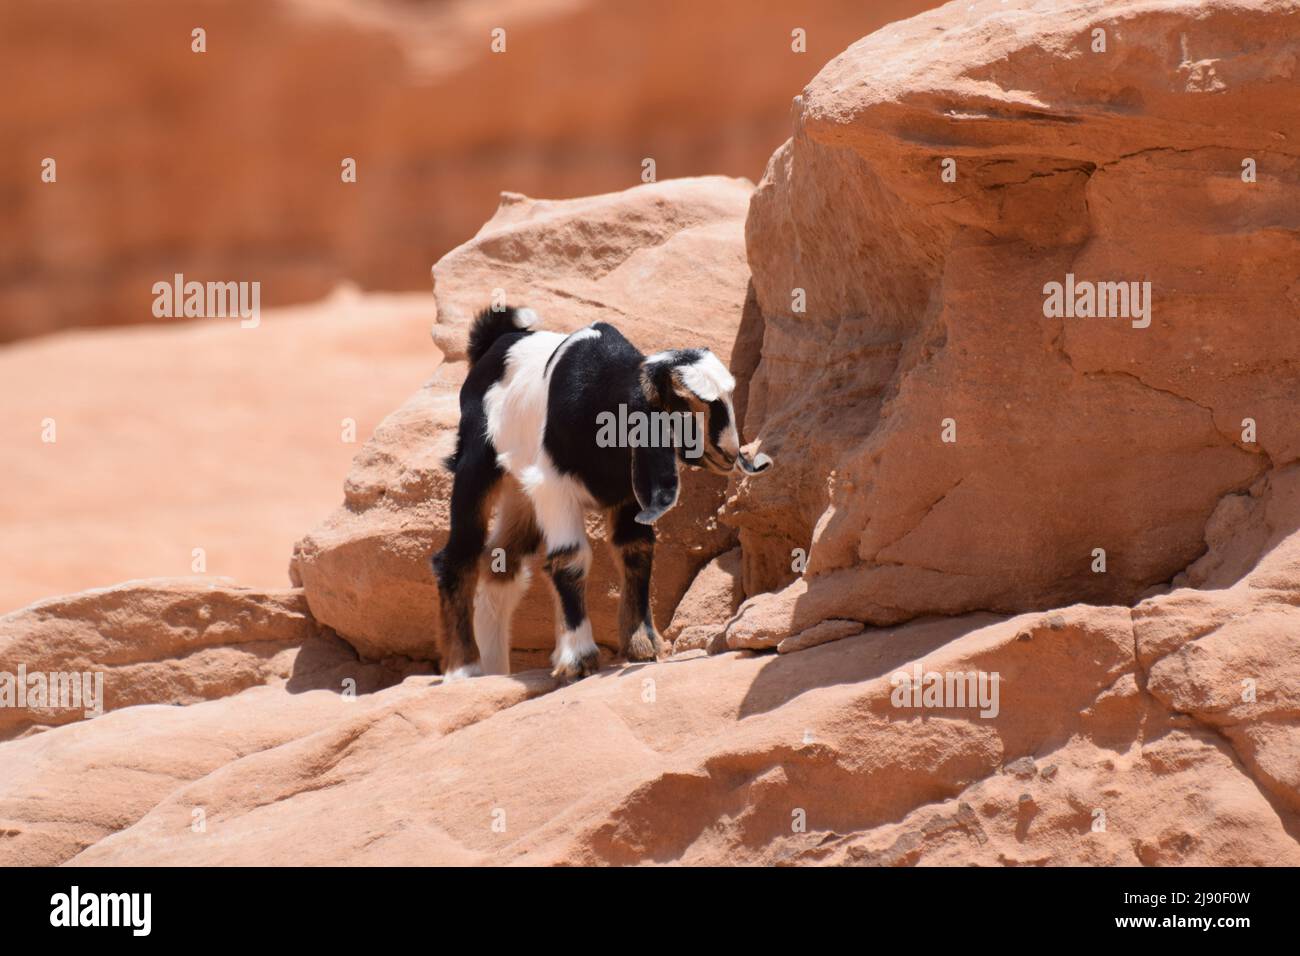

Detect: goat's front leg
534,476,599,682
609,500,662,662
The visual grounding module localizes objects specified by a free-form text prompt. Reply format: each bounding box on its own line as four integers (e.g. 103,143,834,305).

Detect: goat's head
632,348,772,525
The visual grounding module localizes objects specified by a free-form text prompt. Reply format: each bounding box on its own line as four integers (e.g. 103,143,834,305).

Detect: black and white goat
431,305,772,682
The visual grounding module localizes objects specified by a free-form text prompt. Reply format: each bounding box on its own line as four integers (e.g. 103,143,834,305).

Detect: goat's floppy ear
631,443,680,525
639,355,680,409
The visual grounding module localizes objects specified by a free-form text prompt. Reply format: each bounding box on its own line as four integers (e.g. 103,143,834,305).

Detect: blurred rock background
0,0,937,341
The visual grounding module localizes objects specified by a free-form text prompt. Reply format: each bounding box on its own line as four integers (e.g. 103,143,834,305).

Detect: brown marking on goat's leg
483,476,543,578
608,501,661,662
475,477,542,675
436,563,480,674
545,542,598,682
431,452,501,676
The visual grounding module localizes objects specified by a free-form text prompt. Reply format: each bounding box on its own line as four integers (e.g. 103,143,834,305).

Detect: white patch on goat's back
514,307,540,329
677,351,735,402
484,330,596,549
484,330,564,477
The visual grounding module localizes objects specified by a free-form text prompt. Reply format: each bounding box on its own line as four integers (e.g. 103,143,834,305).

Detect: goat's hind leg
431,436,501,679
474,476,541,675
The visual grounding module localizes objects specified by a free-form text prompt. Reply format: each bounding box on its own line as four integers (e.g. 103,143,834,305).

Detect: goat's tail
466,305,539,367
444,305,540,472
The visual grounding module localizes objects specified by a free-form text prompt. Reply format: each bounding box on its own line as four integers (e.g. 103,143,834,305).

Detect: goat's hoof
443,662,482,682
623,629,661,663
551,648,600,684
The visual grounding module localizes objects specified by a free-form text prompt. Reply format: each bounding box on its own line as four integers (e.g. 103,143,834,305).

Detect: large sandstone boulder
1,0,943,340
0,580,311,740
429,177,757,365
665,547,744,651
292,178,755,664
725,0,1300,648
0,639,452,867
0,578,426,742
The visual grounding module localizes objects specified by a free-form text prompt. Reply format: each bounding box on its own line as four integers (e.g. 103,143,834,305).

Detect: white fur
648,350,740,459
530,468,593,552
484,330,563,474
686,352,740,457
551,619,598,673
474,564,531,676
444,662,482,682
675,351,736,402
486,329,597,555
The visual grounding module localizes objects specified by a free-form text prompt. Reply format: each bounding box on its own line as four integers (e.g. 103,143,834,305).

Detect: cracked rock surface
3,511,1297,864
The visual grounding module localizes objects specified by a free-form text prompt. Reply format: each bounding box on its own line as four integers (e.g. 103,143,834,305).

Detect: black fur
543,323,647,507
467,305,532,366
544,326,733,524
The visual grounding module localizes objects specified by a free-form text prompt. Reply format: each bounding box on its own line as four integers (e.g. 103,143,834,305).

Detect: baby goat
431,305,772,682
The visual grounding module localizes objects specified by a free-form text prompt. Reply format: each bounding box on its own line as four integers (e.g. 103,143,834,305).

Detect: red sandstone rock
2,0,1297,869
665,547,744,649
777,618,865,654
5,537,1298,865
725,0,1300,649
0,579,310,740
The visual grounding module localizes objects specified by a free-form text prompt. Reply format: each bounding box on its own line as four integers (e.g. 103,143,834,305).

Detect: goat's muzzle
737,450,773,475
